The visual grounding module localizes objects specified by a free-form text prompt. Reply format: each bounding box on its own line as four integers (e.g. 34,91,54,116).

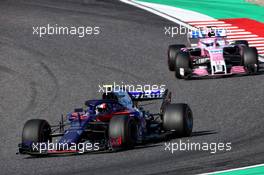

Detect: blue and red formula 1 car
168,27,259,79
18,88,193,156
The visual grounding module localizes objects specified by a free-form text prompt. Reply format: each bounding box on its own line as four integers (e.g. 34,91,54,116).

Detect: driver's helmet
201,38,215,47
95,103,108,115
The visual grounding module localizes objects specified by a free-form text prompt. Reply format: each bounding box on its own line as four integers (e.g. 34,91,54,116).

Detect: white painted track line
227,35,258,39
228,29,245,32
194,24,232,27
250,43,264,47
227,38,264,41
198,163,264,175
249,40,264,43
189,21,225,25
227,32,251,35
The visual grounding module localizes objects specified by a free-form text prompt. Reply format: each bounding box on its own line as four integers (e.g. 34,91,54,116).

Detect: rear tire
168,44,186,71
163,104,193,137
109,116,137,149
175,52,191,79
22,119,51,144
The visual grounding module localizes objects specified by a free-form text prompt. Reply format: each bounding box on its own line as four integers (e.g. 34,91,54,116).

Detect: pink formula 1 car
168,28,259,79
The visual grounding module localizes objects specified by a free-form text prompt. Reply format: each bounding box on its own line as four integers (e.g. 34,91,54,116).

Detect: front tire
109,115,137,150
22,119,51,144
168,44,186,71
242,47,259,73
175,52,191,79
162,104,193,137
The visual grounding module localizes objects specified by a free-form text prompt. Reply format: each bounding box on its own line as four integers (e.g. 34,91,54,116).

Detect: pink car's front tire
242,47,259,73
175,52,192,79
168,44,186,71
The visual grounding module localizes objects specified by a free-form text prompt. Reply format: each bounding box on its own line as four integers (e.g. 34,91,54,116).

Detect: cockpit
199,38,226,48
102,89,133,108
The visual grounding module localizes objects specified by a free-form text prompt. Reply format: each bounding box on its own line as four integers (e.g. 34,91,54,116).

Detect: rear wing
129,89,171,114
189,28,227,39
129,89,168,101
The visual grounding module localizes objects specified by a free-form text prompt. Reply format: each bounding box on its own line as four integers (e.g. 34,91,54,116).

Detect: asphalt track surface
0,0,264,174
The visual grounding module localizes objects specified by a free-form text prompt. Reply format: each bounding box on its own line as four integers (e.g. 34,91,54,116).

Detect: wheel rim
128,120,137,145
185,108,193,131
39,124,51,142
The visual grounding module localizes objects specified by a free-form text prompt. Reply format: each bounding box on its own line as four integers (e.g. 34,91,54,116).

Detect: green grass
137,0,264,22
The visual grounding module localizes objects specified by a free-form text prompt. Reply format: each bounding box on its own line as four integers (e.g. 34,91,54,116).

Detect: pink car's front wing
192,66,247,77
